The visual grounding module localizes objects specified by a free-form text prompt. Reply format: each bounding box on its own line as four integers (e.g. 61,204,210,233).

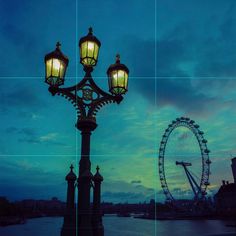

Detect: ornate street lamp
107,54,129,95
44,42,69,86
79,27,101,67
44,28,129,236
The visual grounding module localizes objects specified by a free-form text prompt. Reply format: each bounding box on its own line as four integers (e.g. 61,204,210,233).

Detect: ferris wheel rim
158,117,211,203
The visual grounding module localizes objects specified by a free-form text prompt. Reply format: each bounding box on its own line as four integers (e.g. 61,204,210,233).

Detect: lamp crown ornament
94,165,103,182
88,27,93,35
79,27,101,68
66,164,76,181
56,41,61,49
116,54,120,63
70,164,74,171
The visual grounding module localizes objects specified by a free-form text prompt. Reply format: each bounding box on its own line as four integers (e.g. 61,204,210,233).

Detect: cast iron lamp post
44,27,129,236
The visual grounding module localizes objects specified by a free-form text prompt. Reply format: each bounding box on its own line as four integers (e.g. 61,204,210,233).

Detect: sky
0,0,236,203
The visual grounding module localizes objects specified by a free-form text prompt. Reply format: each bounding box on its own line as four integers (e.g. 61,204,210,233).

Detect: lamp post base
93,224,104,236
78,228,93,236
61,226,76,236
61,209,76,236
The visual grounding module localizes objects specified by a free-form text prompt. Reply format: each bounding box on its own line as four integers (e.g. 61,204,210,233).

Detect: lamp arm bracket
49,86,86,117
88,95,122,118
48,72,123,120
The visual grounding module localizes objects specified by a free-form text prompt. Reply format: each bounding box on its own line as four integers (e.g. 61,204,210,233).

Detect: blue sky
0,0,236,203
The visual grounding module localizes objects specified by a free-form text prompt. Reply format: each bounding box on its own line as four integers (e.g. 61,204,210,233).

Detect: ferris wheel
158,117,211,203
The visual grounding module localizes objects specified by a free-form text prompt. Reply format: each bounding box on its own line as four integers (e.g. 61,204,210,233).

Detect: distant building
214,158,236,217
231,157,236,183
15,197,66,217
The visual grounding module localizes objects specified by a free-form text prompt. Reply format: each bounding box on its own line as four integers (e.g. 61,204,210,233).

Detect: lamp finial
70,164,74,172
88,27,93,35
56,41,61,49
116,54,120,63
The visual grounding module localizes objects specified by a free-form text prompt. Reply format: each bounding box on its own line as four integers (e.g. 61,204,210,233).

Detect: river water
0,216,235,236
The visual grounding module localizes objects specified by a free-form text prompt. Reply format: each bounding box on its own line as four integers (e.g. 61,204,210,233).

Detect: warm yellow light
51,58,63,77
79,36,100,67
53,59,61,71
88,42,94,50
109,69,128,95
44,42,68,86
46,59,52,78
107,54,129,95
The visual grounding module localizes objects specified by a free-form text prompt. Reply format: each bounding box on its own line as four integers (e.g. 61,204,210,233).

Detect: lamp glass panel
124,71,128,89
109,69,128,94
87,41,95,58
51,58,61,77
94,43,99,61
111,70,118,88
46,59,52,78
59,61,66,79
117,70,125,87
81,42,87,59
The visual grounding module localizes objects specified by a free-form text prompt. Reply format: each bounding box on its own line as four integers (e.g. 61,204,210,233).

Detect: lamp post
44,27,129,236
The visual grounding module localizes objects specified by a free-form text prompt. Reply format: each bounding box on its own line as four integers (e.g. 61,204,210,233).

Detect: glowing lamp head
44,42,69,86
107,54,129,96
79,27,101,68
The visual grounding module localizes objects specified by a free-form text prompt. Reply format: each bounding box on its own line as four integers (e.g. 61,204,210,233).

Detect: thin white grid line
0,154,157,157
75,0,79,234
154,0,157,234
1,76,236,79
0,153,221,157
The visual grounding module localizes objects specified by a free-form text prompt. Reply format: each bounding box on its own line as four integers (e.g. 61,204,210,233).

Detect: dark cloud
19,128,36,136
135,185,142,188
147,188,155,192
178,132,189,141
1,24,34,49
0,184,65,201
0,158,66,200
102,191,146,202
102,180,155,203
156,39,189,77
0,86,45,114
5,127,18,133
122,0,236,118
5,126,67,146
131,180,142,184
157,79,220,117
171,188,193,197
126,18,236,117
133,77,221,117
124,35,221,117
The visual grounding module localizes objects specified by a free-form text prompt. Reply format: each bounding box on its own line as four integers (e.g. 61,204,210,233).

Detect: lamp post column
92,166,104,236
77,119,97,236
61,165,77,236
